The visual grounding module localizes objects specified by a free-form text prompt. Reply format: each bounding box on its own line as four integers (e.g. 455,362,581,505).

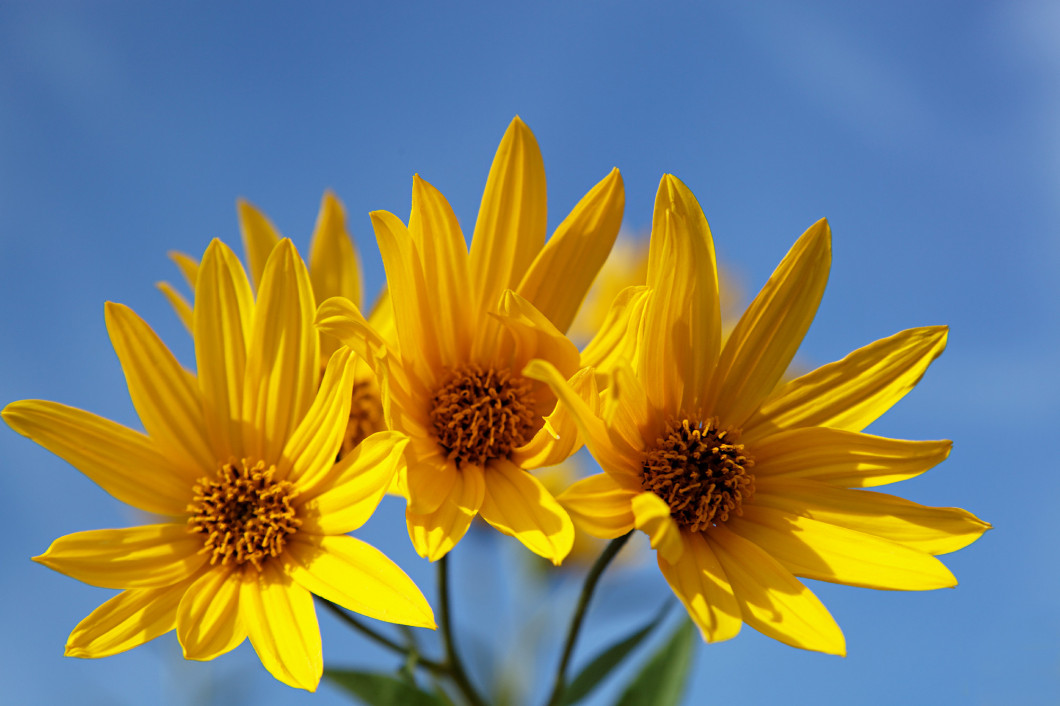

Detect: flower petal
315,295,393,364
469,116,547,317
494,290,581,385
3,400,191,515
406,464,486,561
408,174,472,365
511,367,594,468
640,175,721,414
657,531,741,643
34,524,207,589
710,219,831,427
298,431,409,534
579,285,650,373
517,168,625,333
632,491,683,563
308,190,363,308
156,281,193,333
479,458,575,565
194,239,254,461
285,534,435,628
709,524,846,656
557,473,636,538
66,576,194,658
243,239,319,463
237,199,282,291
176,566,245,660
280,347,356,488
240,562,323,691
404,448,461,515
743,326,948,441
752,427,952,487
753,478,990,555
168,250,199,289
104,301,214,475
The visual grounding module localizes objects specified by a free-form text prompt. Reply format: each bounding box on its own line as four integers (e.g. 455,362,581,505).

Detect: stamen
641,417,755,532
186,459,300,571
430,364,537,468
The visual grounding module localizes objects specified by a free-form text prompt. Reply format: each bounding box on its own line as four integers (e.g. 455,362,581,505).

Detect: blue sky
1,1,1056,704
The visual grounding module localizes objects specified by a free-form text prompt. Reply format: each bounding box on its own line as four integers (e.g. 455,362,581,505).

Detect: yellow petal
280,347,356,488
168,250,199,290
315,295,393,364
557,473,636,538
194,239,254,461
469,116,547,317
494,289,581,376
3,400,192,515
104,301,214,475
710,220,831,427
709,524,846,656
605,361,652,455
34,524,207,589
744,326,948,441
408,174,472,365
579,285,650,375
479,458,575,565
511,367,595,468
156,281,193,333
731,505,956,590
309,190,363,308
752,427,952,487
640,175,721,414
237,198,282,291
298,431,409,534
176,566,245,660
240,562,323,691
657,531,741,643
285,534,435,628
517,168,625,333
406,464,486,561
404,450,460,515
632,491,683,563
753,478,990,555
243,239,319,463
66,576,193,658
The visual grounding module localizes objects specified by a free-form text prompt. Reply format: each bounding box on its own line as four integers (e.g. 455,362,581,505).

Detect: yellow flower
318,117,625,564
4,239,434,691
158,192,394,458
528,175,989,655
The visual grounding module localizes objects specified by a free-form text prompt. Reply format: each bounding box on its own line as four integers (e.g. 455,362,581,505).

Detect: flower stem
545,531,633,706
320,599,446,675
438,554,489,706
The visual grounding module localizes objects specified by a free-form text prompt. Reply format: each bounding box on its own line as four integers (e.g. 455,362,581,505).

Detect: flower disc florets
641,417,756,532
187,459,301,570
430,364,537,468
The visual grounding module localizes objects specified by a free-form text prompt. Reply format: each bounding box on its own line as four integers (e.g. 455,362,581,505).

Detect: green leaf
559,602,672,705
615,619,697,706
325,669,448,706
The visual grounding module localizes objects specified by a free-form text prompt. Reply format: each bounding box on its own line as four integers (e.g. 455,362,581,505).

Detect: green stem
545,531,633,706
320,600,446,676
438,555,489,706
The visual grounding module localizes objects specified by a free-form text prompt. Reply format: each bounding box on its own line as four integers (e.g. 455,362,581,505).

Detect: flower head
5,239,434,690
318,117,625,564
529,175,989,655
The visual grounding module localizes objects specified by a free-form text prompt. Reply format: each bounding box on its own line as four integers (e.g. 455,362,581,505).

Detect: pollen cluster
641,417,755,532
430,364,537,468
187,459,301,570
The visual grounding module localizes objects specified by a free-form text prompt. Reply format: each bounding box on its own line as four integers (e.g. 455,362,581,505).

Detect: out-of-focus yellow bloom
529,175,989,655
158,193,393,459
318,117,625,564
5,240,434,691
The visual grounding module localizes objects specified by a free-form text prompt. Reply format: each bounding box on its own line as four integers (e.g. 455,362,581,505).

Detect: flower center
641,417,755,532
430,364,537,468
187,459,301,571
339,381,385,459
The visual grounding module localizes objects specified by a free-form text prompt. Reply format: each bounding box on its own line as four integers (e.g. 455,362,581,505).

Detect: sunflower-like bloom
318,117,625,564
4,239,434,690
159,192,394,458
528,175,989,655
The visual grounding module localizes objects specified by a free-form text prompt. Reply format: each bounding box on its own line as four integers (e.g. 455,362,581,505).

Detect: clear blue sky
1,2,1055,704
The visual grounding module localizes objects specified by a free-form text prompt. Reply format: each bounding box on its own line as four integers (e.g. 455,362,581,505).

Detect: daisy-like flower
4,239,434,690
528,175,989,654
159,191,393,458
317,117,625,564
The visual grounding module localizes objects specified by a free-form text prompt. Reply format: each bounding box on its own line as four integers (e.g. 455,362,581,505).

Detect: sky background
1,1,1056,704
